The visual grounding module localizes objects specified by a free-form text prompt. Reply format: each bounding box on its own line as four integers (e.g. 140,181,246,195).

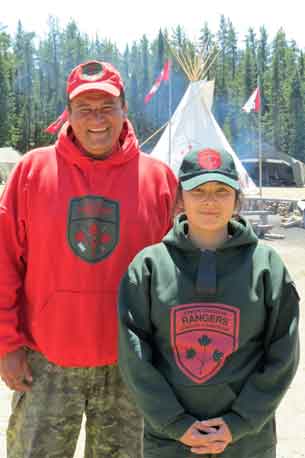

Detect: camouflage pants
7,350,143,458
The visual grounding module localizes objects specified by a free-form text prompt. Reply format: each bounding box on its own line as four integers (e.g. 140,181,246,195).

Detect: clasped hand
179,418,232,455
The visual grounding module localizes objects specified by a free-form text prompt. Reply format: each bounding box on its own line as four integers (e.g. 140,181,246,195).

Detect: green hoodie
119,215,299,458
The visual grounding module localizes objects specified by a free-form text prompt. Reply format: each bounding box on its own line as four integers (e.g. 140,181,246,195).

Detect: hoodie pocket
32,290,117,365
173,383,237,419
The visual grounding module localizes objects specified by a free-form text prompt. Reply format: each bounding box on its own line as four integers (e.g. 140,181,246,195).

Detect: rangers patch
171,303,240,384
68,196,119,263
80,61,104,81
198,149,222,170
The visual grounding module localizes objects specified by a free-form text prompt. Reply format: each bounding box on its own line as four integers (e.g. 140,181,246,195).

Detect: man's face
68,91,127,158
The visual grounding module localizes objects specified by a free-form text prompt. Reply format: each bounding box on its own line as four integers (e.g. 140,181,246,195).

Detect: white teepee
151,79,257,194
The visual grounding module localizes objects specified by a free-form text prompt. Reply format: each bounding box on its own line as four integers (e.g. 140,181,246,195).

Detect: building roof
0,147,21,164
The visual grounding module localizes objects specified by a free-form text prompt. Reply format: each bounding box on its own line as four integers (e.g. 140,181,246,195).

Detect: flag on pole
242,87,261,113
144,60,171,104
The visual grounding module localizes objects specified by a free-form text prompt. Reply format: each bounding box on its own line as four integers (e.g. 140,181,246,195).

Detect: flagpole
258,79,263,198
168,64,172,166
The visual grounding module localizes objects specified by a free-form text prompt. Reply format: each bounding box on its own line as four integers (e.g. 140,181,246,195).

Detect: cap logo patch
80,62,104,81
198,149,222,170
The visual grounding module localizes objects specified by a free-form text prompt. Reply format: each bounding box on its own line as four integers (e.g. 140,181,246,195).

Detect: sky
1,0,305,51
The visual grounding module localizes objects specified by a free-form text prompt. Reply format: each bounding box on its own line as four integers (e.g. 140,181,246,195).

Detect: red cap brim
69,82,120,99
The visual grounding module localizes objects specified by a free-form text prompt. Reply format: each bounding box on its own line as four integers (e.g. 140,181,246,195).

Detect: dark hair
67,88,126,112
119,88,126,107
171,183,183,220
171,182,243,221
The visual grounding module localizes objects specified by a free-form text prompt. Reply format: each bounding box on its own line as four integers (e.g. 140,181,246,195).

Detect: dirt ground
249,186,305,200
265,226,305,458
0,188,305,457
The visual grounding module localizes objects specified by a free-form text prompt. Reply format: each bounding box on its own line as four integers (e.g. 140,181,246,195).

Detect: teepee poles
166,38,219,82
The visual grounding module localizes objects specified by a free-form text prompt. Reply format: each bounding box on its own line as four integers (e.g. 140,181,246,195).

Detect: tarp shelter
0,147,21,183
240,150,305,187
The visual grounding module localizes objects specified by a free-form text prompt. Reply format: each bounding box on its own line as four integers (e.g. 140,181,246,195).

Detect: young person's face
68,91,127,158
181,181,237,233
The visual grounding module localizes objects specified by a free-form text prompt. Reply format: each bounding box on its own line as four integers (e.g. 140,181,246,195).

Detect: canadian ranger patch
68,196,119,263
171,303,240,384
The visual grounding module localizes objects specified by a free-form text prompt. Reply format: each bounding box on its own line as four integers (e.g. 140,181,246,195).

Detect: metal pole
258,82,263,198
168,64,172,166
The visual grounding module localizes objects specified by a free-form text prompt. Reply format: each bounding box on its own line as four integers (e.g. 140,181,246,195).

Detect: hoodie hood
163,213,258,252
55,119,139,169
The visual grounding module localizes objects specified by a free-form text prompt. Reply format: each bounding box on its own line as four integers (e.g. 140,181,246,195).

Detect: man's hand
190,417,232,455
0,348,33,391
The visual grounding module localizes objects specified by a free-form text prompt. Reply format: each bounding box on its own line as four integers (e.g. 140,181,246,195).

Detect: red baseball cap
66,60,124,100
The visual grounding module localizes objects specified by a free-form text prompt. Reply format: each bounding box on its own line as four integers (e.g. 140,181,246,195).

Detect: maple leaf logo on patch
186,348,196,359
171,303,240,384
68,196,119,263
213,350,224,362
198,149,222,170
185,334,224,376
198,335,212,347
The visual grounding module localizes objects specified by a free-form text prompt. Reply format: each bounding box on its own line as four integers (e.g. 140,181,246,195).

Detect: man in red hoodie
0,60,177,458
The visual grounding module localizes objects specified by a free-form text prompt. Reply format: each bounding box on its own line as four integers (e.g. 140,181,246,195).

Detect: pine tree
270,29,290,155
0,31,11,146
214,15,229,127
288,71,305,161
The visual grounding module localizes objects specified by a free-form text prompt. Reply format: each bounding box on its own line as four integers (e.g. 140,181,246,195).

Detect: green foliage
0,32,11,145
0,18,304,162
288,71,305,160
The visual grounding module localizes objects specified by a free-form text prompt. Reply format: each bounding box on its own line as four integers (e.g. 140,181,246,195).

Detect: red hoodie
0,121,177,367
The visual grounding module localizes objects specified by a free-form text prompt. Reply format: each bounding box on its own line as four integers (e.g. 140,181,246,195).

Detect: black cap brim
181,173,240,191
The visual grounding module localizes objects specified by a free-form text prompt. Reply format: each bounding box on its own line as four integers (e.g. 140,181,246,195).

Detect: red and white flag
144,60,171,104
242,87,261,113
45,109,68,134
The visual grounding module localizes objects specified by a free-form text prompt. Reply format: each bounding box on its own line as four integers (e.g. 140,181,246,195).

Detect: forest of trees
1,15,305,162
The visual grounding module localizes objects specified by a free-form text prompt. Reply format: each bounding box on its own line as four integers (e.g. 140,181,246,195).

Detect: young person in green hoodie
118,147,300,458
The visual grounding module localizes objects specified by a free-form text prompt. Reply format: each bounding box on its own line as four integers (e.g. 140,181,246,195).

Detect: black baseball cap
179,147,240,191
